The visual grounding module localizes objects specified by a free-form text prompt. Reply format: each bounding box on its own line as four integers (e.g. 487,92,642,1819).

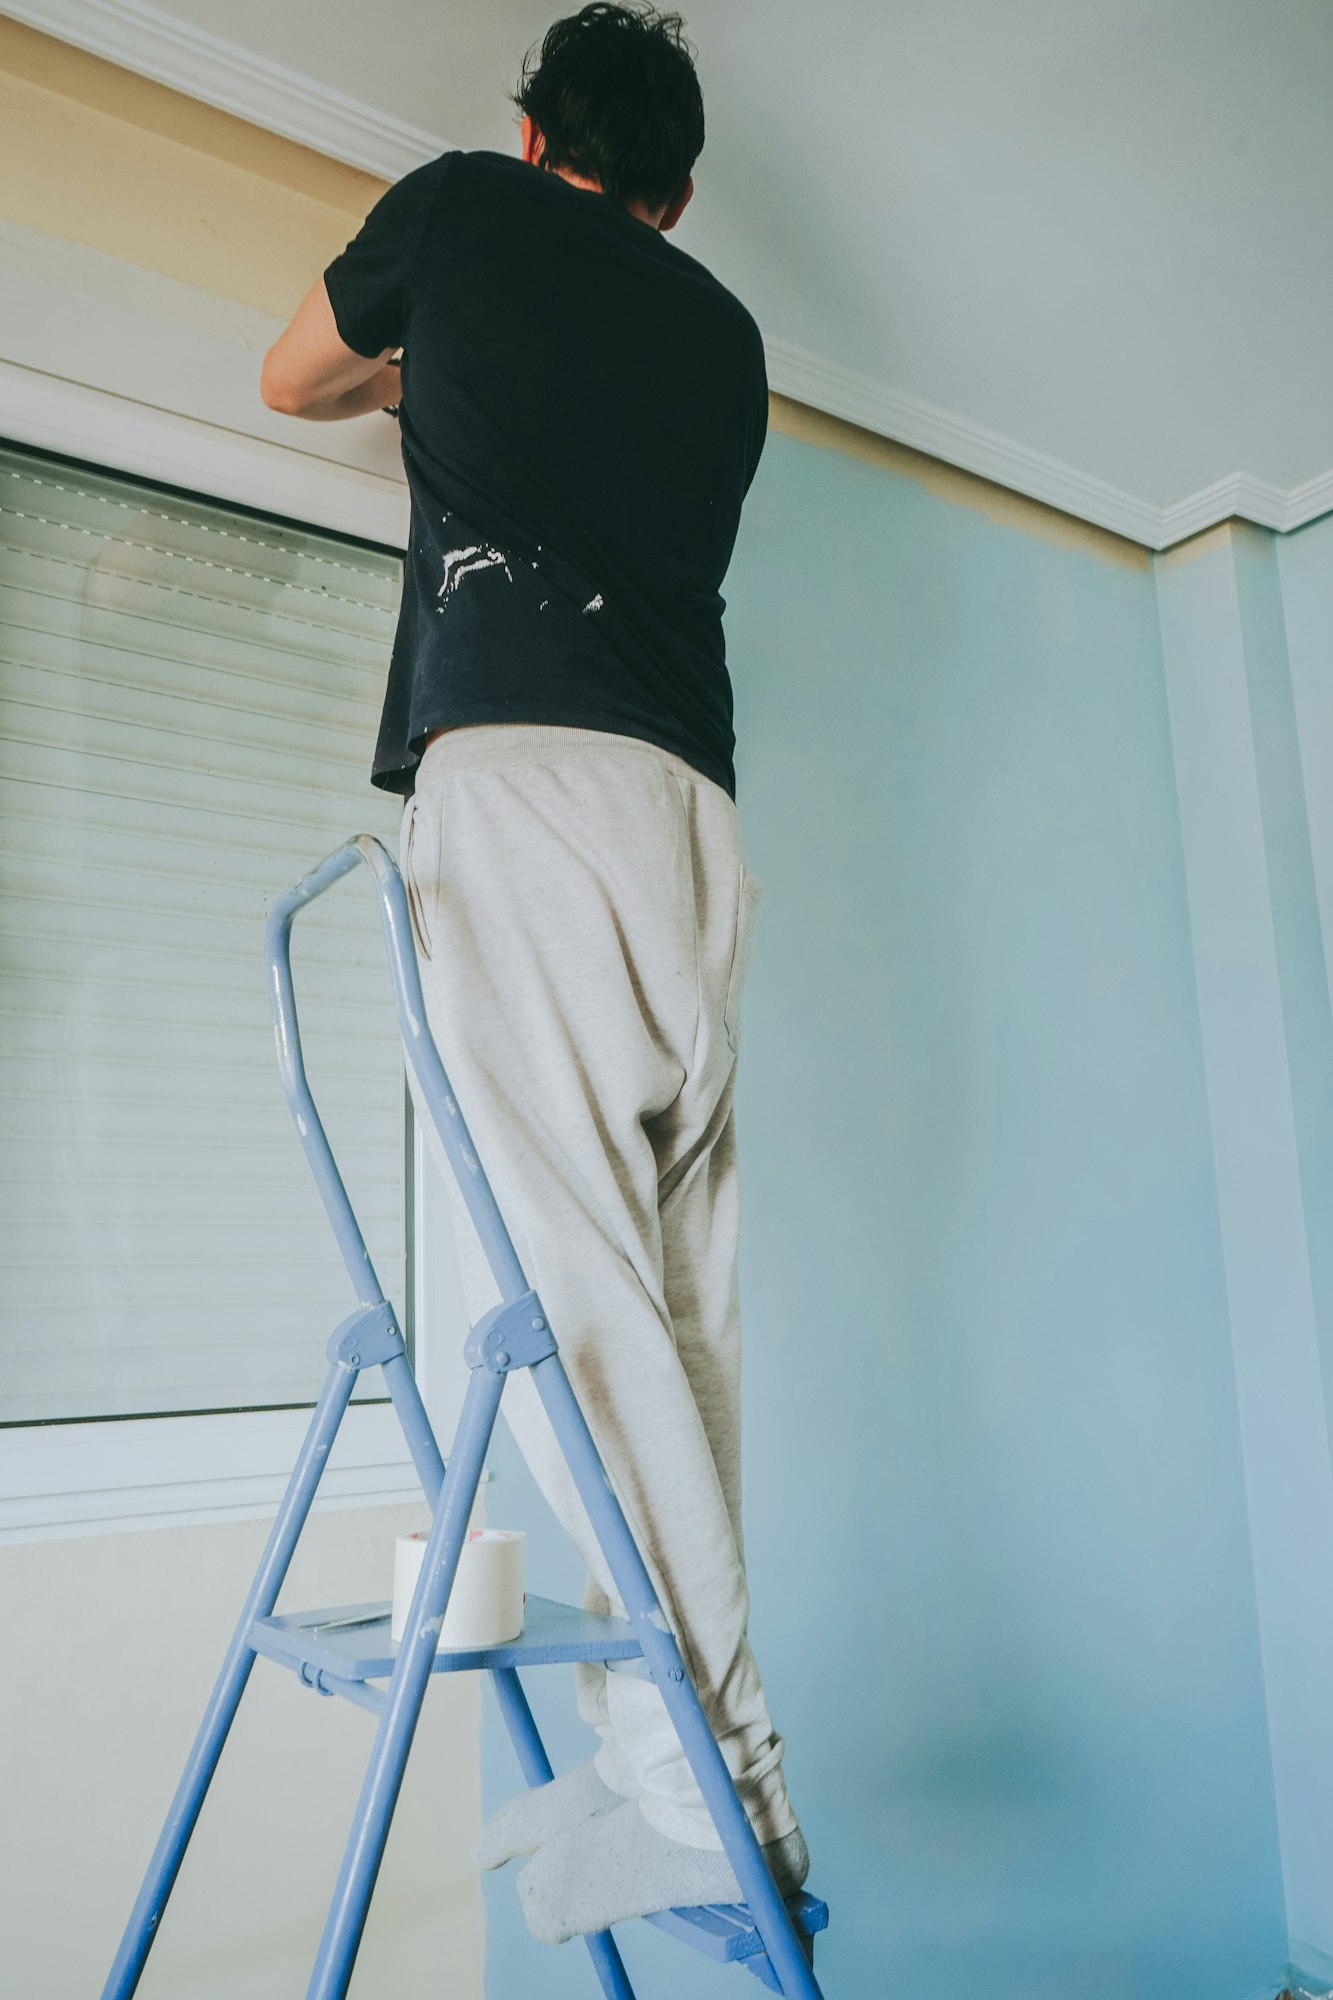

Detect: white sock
475,1757,629,1871
516,1796,810,1943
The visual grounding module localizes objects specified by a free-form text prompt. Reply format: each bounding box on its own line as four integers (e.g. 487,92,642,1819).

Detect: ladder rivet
349,1354,361,1367
532,1317,545,1331
495,1350,511,1368
669,1666,685,1681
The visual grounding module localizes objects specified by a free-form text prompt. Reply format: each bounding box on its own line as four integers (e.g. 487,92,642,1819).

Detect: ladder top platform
251,1591,645,1681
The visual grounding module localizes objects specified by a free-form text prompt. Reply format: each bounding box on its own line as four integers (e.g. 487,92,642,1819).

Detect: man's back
323,147,769,798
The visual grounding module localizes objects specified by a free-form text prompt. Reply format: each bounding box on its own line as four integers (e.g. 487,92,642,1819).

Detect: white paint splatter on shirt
582,593,604,615
438,541,513,607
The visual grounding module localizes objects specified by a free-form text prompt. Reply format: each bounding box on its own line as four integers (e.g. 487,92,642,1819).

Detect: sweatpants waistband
416,723,731,799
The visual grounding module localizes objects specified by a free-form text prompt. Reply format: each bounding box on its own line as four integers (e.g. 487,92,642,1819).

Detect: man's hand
260,278,401,421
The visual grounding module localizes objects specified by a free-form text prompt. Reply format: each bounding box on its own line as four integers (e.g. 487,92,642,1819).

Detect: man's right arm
261,153,450,421
260,279,401,420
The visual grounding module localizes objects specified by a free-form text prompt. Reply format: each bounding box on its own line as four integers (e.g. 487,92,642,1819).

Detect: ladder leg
381,1349,446,1499
530,1353,826,2000
305,1363,505,2000
102,1357,358,2000
489,1667,638,2000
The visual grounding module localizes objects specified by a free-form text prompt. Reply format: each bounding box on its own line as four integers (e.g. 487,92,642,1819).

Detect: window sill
0,1400,429,1544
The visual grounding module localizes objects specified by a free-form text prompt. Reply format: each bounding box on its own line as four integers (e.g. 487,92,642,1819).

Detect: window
0,440,410,1426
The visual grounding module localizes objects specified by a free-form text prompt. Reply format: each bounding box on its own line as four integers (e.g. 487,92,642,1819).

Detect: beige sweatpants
399,722,798,1850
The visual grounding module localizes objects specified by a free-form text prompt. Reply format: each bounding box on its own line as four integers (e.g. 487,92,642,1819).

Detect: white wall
1,1500,483,1997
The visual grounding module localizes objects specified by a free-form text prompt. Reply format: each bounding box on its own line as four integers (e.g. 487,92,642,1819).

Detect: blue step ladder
102,835,829,2000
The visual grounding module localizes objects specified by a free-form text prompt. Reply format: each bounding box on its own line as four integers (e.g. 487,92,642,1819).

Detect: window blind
0,441,408,1423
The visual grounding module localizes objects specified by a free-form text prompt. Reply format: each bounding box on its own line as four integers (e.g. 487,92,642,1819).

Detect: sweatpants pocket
723,865,762,1053
401,793,434,961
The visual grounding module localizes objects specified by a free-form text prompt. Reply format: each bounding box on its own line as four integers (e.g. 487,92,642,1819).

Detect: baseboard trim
1286,1939,1333,2000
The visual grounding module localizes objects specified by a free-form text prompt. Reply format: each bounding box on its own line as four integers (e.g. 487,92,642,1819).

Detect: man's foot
475,1758,628,1871
515,1797,810,1943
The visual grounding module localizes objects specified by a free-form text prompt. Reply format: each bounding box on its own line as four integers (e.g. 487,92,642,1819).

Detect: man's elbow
260,350,307,416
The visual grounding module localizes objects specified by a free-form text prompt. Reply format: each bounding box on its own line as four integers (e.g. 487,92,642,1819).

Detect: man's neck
551,165,665,231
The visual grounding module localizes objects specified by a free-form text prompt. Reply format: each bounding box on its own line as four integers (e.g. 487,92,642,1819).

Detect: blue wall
479,430,1290,1998
1156,516,1333,1992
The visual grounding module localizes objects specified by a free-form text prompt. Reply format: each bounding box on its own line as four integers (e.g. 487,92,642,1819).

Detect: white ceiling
19,0,1333,544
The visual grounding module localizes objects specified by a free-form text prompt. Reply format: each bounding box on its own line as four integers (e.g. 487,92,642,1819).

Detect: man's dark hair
509,3,704,216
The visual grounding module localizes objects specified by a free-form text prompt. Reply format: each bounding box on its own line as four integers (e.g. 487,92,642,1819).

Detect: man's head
510,3,703,232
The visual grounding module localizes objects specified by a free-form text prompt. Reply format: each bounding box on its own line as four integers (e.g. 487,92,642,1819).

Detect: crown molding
1157,464,1333,545
764,335,1163,545
764,337,1333,552
0,0,445,181
10,0,1333,552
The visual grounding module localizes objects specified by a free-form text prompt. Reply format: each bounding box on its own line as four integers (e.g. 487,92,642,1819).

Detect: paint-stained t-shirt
322,148,768,799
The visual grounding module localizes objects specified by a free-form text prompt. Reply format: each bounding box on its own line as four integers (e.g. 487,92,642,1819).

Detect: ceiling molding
765,337,1333,552
1156,464,1333,545
0,0,445,180
765,335,1164,545
10,0,1333,552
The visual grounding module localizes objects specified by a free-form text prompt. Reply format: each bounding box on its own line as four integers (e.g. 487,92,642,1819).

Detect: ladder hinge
464,1291,558,1374
325,1302,405,1370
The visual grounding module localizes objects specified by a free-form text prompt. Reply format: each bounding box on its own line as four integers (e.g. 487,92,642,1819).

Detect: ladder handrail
264,833,529,1309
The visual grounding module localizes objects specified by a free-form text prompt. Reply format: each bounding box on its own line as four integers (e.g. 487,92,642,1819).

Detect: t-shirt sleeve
323,155,449,358
741,318,769,495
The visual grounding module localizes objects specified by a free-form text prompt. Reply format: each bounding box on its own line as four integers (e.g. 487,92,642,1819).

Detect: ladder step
250,1591,645,1684
645,1891,828,1982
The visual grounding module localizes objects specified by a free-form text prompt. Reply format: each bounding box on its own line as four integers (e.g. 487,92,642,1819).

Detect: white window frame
0,345,472,1542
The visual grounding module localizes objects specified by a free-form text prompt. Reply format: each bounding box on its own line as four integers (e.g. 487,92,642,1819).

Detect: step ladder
102,835,829,2000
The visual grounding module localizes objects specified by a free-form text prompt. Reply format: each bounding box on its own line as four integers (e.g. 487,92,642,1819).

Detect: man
261,1,807,1943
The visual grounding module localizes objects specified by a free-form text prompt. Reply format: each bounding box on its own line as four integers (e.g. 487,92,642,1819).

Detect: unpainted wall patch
767,392,1149,572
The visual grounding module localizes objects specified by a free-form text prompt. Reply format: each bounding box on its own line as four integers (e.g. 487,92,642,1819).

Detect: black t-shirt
323,148,768,798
